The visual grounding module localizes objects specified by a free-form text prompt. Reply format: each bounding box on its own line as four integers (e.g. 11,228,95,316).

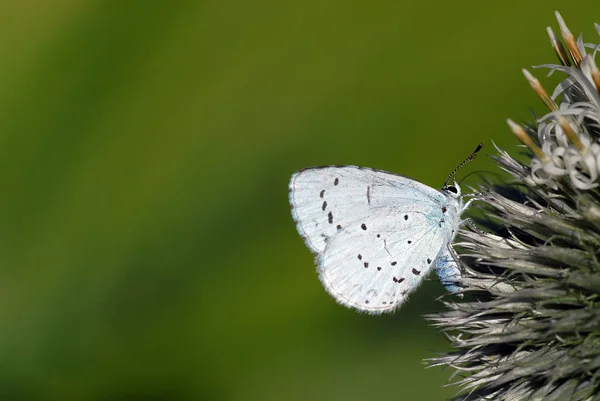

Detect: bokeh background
0,1,597,400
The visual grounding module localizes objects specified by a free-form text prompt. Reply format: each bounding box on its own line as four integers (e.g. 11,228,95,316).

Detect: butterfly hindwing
319,205,447,314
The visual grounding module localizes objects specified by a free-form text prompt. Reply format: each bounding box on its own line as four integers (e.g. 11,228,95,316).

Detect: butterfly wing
289,166,456,314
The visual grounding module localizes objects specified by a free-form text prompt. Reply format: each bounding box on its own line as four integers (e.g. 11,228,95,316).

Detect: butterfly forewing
289,166,445,252
289,166,456,314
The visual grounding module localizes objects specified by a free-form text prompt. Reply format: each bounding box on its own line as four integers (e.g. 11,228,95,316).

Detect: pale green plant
428,12,600,401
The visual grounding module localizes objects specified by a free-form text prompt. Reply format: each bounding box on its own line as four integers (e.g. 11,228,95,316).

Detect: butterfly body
289,165,468,314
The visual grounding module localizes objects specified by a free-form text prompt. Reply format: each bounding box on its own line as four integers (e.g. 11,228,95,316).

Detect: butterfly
288,144,482,314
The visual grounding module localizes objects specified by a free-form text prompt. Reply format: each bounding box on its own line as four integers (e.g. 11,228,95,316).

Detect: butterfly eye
446,186,458,194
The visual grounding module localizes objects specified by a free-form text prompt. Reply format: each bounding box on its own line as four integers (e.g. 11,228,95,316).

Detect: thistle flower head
428,12,600,400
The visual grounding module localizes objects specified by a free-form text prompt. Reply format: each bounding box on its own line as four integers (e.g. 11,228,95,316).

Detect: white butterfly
289,145,481,314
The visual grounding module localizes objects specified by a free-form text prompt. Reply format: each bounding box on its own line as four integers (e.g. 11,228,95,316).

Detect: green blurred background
0,1,596,400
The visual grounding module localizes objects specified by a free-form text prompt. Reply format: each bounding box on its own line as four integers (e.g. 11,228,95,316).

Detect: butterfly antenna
444,143,483,187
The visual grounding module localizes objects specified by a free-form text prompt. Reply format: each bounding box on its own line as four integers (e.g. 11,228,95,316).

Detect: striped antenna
444,143,483,187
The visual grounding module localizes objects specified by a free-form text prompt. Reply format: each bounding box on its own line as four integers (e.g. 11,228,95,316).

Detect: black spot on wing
404,215,408,220
365,289,378,305
391,261,397,266
357,254,362,260
363,262,369,268
322,201,327,211
427,258,432,264
334,177,339,186
412,268,421,275
361,223,367,230
328,211,333,224
319,233,330,245
320,190,325,198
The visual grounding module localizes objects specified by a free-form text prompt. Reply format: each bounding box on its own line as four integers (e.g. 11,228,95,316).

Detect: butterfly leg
460,192,486,213
434,246,462,294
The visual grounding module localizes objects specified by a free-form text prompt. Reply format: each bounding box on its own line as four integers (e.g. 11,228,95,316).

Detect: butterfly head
442,183,461,199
